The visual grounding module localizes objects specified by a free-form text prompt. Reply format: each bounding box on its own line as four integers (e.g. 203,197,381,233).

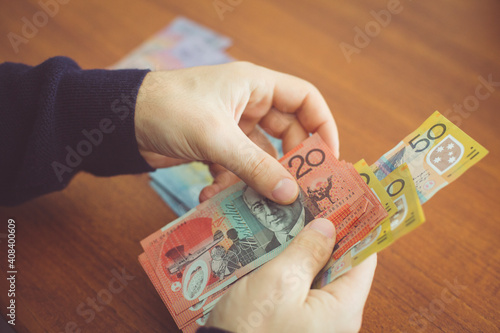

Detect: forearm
0,56,154,205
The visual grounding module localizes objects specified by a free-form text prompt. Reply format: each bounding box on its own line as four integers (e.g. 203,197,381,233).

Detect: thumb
215,127,299,205
264,218,336,298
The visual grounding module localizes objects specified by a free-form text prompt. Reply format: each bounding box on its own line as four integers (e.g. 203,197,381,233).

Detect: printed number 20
288,149,325,179
408,123,447,153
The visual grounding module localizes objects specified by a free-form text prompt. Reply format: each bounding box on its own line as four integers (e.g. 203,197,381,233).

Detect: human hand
206,218,377,333
134,62,339,205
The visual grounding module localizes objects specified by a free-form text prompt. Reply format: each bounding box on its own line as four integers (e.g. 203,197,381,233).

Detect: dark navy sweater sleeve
0,56,154,206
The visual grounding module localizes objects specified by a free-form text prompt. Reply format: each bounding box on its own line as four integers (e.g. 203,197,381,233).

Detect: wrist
135,71,154,153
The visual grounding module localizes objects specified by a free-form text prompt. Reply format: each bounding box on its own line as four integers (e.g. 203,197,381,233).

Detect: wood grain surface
1,0,499,332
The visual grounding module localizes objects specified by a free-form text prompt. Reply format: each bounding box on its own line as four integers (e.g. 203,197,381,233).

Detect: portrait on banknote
227,185,313,253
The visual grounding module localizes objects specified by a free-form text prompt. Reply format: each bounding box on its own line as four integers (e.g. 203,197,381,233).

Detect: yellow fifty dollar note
313,250,353,288
351,218,393,266
379,163,425,239
348,160,398,266
315,164,425,286
315,161,401,286
371,111,489,204
351,163,425,264
354,159,397,217
316,160,395,282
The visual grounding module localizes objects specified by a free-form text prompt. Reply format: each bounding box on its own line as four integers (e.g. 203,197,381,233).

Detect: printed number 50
408,123,447,153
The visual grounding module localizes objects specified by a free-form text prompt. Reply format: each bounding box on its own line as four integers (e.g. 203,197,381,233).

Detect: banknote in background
111,16,233,71
151,162,214,213
378,163,425,239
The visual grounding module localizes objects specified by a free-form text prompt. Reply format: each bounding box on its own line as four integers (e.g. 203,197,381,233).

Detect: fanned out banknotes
138,111,488,332
120,18,490,332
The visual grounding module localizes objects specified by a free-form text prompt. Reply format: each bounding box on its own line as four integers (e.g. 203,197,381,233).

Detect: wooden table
1,0,499,332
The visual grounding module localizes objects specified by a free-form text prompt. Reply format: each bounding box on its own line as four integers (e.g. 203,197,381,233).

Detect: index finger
270,70,339,157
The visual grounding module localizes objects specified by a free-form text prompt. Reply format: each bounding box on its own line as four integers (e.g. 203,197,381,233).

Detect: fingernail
309,219,335,238
271,178,298,203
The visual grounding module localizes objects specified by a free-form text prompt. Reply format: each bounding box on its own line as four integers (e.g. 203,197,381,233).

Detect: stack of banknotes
112,17,233,71
138,112,488,332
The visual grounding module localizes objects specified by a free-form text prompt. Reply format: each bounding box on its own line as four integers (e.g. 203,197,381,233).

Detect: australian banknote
314,163,425,287
372,111,489,204
140,133,385,315
314,109,490,286
111,16,233,71
139,111,488,329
